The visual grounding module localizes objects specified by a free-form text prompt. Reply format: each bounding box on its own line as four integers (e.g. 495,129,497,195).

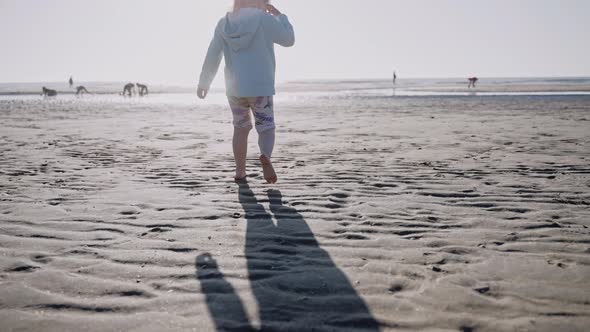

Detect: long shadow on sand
196,183,380,332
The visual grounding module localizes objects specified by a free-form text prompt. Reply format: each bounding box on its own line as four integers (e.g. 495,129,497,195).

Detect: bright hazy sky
0,0,589,84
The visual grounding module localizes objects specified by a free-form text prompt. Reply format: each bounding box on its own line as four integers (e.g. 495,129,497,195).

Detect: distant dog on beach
121,83,135,97
468,77,478,88
136,83,149,96
42,87,58,97
75,86,91,96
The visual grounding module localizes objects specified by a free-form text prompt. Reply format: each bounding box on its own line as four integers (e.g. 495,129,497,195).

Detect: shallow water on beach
1,77,590,116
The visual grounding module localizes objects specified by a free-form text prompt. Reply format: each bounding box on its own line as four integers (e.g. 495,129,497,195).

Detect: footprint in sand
7,265,40,273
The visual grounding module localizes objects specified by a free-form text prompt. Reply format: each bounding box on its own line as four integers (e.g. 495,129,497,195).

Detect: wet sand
1,95,589,331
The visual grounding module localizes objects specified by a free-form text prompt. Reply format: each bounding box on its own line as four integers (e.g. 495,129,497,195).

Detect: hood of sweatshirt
220,8,264,52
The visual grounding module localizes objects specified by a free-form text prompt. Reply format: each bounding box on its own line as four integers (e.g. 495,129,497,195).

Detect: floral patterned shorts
227,96,275,133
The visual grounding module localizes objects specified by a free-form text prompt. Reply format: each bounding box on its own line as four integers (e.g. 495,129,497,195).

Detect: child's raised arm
198,25,224,98
263,5,295,47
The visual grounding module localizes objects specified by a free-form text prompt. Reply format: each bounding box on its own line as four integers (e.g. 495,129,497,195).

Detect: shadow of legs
196,253,254,332
239,184,381,331
197,184,381,331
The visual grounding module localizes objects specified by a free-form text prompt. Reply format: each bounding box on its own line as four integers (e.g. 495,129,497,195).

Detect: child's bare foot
234,171,247,183
259,155,277,184
234,176,248,184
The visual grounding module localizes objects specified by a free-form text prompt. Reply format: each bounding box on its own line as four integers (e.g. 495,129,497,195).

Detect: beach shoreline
3,77,590,97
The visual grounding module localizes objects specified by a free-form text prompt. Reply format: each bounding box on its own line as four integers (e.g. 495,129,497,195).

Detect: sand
1,95,589,331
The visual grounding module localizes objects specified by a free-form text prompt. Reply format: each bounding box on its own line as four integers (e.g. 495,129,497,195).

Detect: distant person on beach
197,0,295,184
121,83,135,97
393,71,397,85
42,87,57,97
468,77,478,88
136,83,149,96
75,86,90,96
69,76,73,88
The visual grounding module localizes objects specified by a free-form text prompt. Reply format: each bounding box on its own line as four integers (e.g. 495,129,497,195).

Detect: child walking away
197,0,295,184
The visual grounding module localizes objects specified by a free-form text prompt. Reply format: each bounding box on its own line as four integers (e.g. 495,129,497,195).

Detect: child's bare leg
258,128,275,159
233,127,250,179
252,96,277,184
258,128,277,184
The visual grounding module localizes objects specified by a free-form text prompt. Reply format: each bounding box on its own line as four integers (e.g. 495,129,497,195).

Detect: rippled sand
1,95,589,331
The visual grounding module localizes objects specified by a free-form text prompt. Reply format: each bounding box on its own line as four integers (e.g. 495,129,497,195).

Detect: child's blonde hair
233,0,267,12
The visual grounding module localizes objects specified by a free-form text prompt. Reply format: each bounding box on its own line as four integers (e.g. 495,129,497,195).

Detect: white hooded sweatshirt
198,8,295,97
